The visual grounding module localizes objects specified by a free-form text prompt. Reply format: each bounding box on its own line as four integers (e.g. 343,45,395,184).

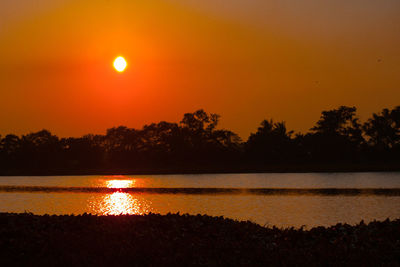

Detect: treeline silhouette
1,106,399,175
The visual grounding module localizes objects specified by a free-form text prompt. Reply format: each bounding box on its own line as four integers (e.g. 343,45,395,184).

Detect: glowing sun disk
113,56,127,72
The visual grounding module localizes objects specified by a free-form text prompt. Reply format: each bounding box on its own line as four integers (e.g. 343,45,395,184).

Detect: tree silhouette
301,106,364,162
363,106,400,150
311,106,362,140
245,120,294,162
0,106,399,174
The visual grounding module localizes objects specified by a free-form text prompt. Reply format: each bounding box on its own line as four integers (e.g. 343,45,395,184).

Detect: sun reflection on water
88,178,151,215
100,192,148,215
106,179,135,188
88,192,151,215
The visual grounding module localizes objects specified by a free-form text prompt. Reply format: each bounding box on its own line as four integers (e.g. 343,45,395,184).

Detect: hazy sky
1,0,399,138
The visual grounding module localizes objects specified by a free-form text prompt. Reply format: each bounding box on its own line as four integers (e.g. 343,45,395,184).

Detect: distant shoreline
1,163,399,176
2,108,400,179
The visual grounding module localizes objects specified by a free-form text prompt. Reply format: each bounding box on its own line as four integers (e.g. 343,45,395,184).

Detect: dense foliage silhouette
1,106,399,174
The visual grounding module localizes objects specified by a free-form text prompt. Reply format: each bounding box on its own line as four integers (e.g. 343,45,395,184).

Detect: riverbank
0,213,399,266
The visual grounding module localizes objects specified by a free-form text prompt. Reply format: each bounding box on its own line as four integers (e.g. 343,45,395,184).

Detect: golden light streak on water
87,179,150,215
88,192,151,215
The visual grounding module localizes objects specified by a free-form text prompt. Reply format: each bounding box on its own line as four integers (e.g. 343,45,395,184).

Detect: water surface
1,172,400,188
0,172,399,228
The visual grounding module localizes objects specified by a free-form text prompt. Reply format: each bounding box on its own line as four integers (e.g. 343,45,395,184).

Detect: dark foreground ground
1,213,399,266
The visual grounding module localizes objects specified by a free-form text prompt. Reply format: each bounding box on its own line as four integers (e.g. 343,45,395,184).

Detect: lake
0,172,399,228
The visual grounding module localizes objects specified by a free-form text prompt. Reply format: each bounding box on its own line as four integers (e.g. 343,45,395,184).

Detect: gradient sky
1,0,399,138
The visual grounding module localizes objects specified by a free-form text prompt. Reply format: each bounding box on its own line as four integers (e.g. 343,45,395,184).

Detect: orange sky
1,0,399,139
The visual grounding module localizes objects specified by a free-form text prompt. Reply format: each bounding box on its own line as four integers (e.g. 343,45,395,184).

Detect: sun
113,56,127,72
